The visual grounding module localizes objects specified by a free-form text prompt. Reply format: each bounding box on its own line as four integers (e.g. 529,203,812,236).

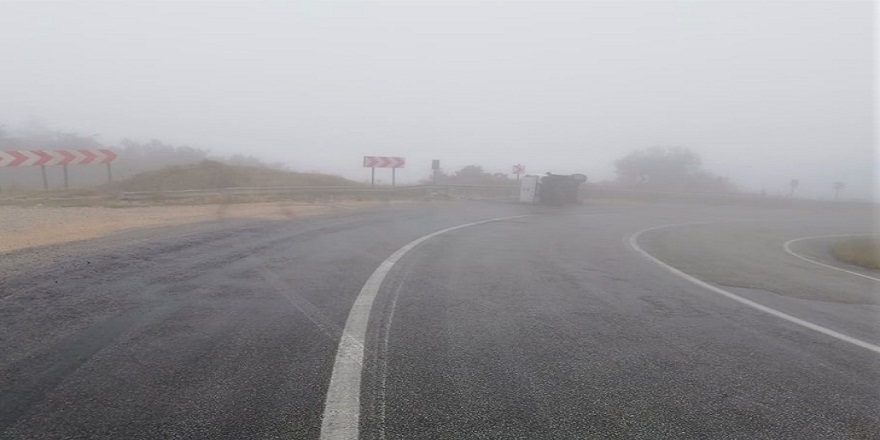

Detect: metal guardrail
105,184,876,208
118,186,390,200
116,184,521,201
116,184,746,203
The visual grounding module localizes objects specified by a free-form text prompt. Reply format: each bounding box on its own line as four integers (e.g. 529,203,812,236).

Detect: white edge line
783,235,880,283
627,224,880,356
319,215,530,440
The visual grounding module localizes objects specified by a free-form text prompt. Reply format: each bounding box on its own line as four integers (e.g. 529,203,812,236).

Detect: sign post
432,160,440,184
513,164,526,180
363,156,406,186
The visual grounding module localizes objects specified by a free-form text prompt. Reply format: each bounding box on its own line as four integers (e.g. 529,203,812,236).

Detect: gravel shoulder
0,200,384,254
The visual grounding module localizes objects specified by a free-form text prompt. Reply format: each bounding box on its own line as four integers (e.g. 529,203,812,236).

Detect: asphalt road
0,200,877,439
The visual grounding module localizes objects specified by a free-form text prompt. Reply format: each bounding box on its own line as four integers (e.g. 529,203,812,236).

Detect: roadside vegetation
614,146,737,193
0,161,363,207
107,160,358,192
427,164,521,186
832,237,880,270
0,120,292,191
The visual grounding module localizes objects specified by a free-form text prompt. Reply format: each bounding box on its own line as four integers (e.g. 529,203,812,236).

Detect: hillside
108,160,358,192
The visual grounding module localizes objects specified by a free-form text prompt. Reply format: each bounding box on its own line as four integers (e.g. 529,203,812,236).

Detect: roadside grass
104,160,359,192
0,189,118,207
0,161,372,208
0,185,431,208
832,237,880,270
0,190,394,208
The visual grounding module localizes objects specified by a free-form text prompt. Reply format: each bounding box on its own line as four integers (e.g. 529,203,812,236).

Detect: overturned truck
519,173,587,206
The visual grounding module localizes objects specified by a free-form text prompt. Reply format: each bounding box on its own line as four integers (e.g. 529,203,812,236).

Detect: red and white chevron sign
0,149,118,167
363,156,405,168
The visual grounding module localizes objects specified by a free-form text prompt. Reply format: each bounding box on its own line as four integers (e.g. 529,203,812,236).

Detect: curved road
0,201,877,439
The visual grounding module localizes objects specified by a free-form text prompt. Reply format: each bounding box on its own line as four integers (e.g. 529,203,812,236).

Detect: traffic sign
0,149,118,167
363,156,405,187
363,156,405,168
0,149,119,189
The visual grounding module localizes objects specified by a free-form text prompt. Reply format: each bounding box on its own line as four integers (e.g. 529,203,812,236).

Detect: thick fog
0,1,874,199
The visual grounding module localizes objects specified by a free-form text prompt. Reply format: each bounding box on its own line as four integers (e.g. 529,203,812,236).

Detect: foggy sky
0,1,874,199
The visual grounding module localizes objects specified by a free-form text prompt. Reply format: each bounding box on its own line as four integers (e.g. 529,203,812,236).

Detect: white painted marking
19,150,40,166
319,215,529,440
0,151,13,166
783,235,880,283
628,224,880,355
44,150,64,166
68,149,86,165
375,264,414,440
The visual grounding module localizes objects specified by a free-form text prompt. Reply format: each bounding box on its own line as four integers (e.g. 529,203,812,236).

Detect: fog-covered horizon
0,1,874,199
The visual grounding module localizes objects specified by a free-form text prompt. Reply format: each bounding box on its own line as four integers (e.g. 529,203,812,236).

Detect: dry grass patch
106,160,359,192
0,201,380,254
832,237,880,270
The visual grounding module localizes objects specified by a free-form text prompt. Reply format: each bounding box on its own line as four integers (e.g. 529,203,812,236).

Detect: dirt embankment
0,201,377,254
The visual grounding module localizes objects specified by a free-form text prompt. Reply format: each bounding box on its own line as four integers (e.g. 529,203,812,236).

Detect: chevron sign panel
0,149,118,167
363,156,405,168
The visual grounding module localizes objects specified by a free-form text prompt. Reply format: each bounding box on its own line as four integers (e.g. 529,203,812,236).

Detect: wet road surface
1,201,877,439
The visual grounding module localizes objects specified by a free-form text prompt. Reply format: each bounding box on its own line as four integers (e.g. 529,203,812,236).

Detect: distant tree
615,146,733,191
615,147,700,184
0,124,14,149
113,139,209,179
455,165,491,179
833,181,845,201
425,169,449,183
220,154,280,168
9,123,104,151
421,165,516,185
117,138,208,161
217,154,288,170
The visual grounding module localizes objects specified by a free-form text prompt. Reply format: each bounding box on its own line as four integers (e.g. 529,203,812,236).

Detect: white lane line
783,235,880,283
375,264,414,440
627,224,880,356
319,215,530,440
